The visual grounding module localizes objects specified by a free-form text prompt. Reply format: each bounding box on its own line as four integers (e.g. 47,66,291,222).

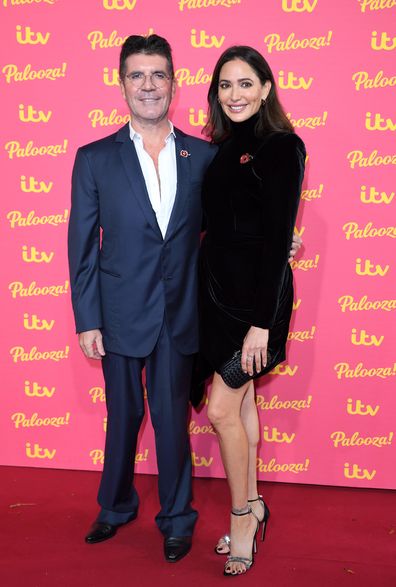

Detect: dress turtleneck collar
230,112,260,138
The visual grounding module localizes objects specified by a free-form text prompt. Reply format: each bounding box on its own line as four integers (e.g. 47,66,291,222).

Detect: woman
198,46,306,576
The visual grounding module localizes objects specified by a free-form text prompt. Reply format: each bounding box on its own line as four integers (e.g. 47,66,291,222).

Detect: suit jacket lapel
116,124,162,238
164,129,191,241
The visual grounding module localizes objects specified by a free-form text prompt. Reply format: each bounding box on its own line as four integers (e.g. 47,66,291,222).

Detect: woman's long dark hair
203,45,294,143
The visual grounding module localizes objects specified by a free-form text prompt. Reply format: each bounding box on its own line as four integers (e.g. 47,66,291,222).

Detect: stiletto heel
261,511,269,542
248,495,270,544
223,506,258,577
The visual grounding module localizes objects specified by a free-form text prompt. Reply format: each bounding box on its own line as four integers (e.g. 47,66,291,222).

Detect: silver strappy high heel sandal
223,506,258,577
215,495,270,555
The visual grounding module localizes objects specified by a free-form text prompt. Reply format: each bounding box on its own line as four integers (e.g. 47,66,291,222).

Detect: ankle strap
231,505,251,516
247,495,263,503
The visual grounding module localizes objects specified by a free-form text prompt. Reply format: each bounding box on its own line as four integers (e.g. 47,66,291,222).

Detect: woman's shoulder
258,131,305,156
252,131,306,178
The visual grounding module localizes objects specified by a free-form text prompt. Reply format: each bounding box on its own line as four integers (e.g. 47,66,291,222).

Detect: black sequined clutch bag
219,350,273,389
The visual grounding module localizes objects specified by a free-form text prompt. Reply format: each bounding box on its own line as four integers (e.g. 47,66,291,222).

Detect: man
68,34,301,563
68,35,216,563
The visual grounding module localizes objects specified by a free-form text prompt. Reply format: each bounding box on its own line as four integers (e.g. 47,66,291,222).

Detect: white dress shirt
129,121,177,238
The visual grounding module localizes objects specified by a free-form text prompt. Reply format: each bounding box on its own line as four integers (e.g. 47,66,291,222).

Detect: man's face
120,53,175,125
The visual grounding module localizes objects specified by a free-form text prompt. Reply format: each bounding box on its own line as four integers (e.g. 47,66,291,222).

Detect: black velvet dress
191,114,305,405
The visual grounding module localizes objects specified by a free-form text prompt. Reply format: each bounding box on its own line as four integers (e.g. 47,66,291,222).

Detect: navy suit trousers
97,321,197,537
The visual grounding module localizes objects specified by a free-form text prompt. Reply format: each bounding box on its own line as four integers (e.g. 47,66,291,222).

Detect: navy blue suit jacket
68,123,216,357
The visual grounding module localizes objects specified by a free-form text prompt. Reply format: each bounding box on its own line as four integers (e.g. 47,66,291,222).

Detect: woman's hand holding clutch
241,326,269,375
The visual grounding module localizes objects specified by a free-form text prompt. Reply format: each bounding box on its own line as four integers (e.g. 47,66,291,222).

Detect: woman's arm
241,133,305,374
251,132,306,329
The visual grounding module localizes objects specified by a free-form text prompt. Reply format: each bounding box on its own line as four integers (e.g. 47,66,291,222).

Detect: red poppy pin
180,149,190,158
240,153,253,164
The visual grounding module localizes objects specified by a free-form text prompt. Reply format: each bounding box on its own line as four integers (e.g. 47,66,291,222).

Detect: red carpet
1,466,395,587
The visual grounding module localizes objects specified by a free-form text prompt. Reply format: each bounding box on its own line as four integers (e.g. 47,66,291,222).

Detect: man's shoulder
77,124,128,154
174,127,217,154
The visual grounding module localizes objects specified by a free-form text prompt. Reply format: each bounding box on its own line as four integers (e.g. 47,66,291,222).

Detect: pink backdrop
1,0,395,489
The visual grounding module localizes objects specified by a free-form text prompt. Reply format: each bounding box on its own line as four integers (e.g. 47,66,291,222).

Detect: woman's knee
207,402,237,429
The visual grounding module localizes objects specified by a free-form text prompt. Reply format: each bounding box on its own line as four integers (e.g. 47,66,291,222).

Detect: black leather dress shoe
164,536,192,562
85,522,118,544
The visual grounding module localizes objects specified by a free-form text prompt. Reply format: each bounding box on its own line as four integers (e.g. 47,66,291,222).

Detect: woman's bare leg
208,373,258,574
215,381,264,554
241,382,261,501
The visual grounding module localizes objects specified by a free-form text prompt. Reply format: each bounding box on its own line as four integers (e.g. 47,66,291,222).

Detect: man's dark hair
119,34,174,80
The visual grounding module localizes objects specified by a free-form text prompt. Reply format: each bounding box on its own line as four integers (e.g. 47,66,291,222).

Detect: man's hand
78,329,105,359
289,233,302,262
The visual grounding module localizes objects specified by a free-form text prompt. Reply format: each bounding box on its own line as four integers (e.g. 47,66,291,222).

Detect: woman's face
217,58,271,123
